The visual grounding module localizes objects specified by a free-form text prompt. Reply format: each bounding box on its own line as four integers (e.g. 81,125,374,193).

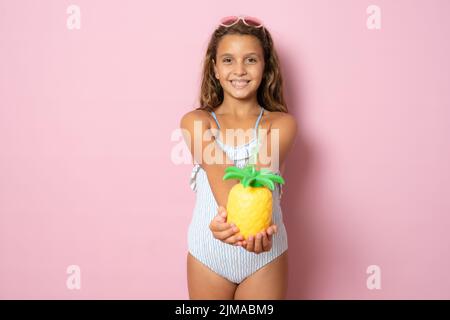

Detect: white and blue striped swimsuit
188,106,288,284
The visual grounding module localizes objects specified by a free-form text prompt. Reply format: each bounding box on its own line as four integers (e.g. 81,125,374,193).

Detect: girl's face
213,34,265,101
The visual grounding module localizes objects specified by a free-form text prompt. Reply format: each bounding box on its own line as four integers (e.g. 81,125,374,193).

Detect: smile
230,80,251,89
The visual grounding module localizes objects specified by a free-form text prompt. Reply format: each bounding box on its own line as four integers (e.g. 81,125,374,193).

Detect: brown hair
196,20,288,113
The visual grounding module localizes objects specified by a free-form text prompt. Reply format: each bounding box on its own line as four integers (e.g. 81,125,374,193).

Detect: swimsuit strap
210,110,221,129
254,106,264,131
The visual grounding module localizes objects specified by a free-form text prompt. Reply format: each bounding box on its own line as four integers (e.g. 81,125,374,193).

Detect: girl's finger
216,225,239,240
213,220,232,232
254,233,263,253
228,234,244,245
215,215,226,224
246,236,255,252
218,206,227,216
268,224,277,234
262,232,272,251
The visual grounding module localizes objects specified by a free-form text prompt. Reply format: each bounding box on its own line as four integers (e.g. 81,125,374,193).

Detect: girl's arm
180,110,298,208
255,112,298,174
180,110,238,208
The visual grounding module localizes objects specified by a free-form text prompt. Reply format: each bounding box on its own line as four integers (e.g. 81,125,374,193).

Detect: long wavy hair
196,19,288,113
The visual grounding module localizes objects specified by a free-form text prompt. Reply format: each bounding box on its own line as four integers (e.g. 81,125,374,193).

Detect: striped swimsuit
188,106,288,284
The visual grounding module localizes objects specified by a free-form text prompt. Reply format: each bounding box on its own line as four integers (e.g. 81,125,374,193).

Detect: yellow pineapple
223,165,285,240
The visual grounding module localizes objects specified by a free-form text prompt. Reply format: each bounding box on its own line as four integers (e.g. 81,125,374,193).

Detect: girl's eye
222,57,258,63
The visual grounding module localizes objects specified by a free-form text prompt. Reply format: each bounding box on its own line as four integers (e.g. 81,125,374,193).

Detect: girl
180,15,297,299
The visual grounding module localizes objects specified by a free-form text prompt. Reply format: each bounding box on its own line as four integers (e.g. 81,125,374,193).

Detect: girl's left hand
240,225,278,254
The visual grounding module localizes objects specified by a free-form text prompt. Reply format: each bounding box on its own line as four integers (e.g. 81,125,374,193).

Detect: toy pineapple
223,164,285,240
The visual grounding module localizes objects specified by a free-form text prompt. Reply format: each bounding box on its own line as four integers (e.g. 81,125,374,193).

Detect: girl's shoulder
261,109,297,129
180,109,214,129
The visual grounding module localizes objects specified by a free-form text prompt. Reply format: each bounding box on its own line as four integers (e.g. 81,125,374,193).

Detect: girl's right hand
209,206,245,247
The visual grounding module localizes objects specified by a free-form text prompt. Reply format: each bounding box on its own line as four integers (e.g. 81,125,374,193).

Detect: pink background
1,0,449,299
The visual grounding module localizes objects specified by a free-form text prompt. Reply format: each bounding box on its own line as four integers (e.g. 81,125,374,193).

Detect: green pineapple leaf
242,175,252,188
223,172,246,181
264,174,285,185
222,164,285,190
259,168,273,175
254,176,275,191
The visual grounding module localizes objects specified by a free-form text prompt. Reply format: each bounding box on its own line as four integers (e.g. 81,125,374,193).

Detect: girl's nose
235,70,246,75
234,63,247,75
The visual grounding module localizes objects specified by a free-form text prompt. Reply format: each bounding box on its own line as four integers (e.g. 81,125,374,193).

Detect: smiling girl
180,15,297,299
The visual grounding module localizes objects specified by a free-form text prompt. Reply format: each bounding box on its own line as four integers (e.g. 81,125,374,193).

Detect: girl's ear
212,59,219,79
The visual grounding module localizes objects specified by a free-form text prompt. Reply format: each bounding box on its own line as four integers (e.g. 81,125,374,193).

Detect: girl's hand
209,206,245,246
242,225,278,254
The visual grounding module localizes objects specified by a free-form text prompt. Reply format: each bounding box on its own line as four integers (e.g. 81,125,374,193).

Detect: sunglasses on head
219,15,265,32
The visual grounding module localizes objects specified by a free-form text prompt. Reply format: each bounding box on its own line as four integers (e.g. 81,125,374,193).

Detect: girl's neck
215,99,261,118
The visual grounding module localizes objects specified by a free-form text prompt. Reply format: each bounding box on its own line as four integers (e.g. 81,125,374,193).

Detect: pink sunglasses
219,15,265,32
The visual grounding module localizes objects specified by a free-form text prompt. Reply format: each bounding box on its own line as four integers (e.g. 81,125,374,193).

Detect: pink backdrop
1,0,449,299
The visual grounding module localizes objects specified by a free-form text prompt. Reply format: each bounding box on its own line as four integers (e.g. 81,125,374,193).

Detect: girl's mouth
230,80,251,89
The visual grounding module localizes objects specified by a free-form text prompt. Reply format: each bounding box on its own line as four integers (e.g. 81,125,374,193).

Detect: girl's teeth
231,80,250,88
